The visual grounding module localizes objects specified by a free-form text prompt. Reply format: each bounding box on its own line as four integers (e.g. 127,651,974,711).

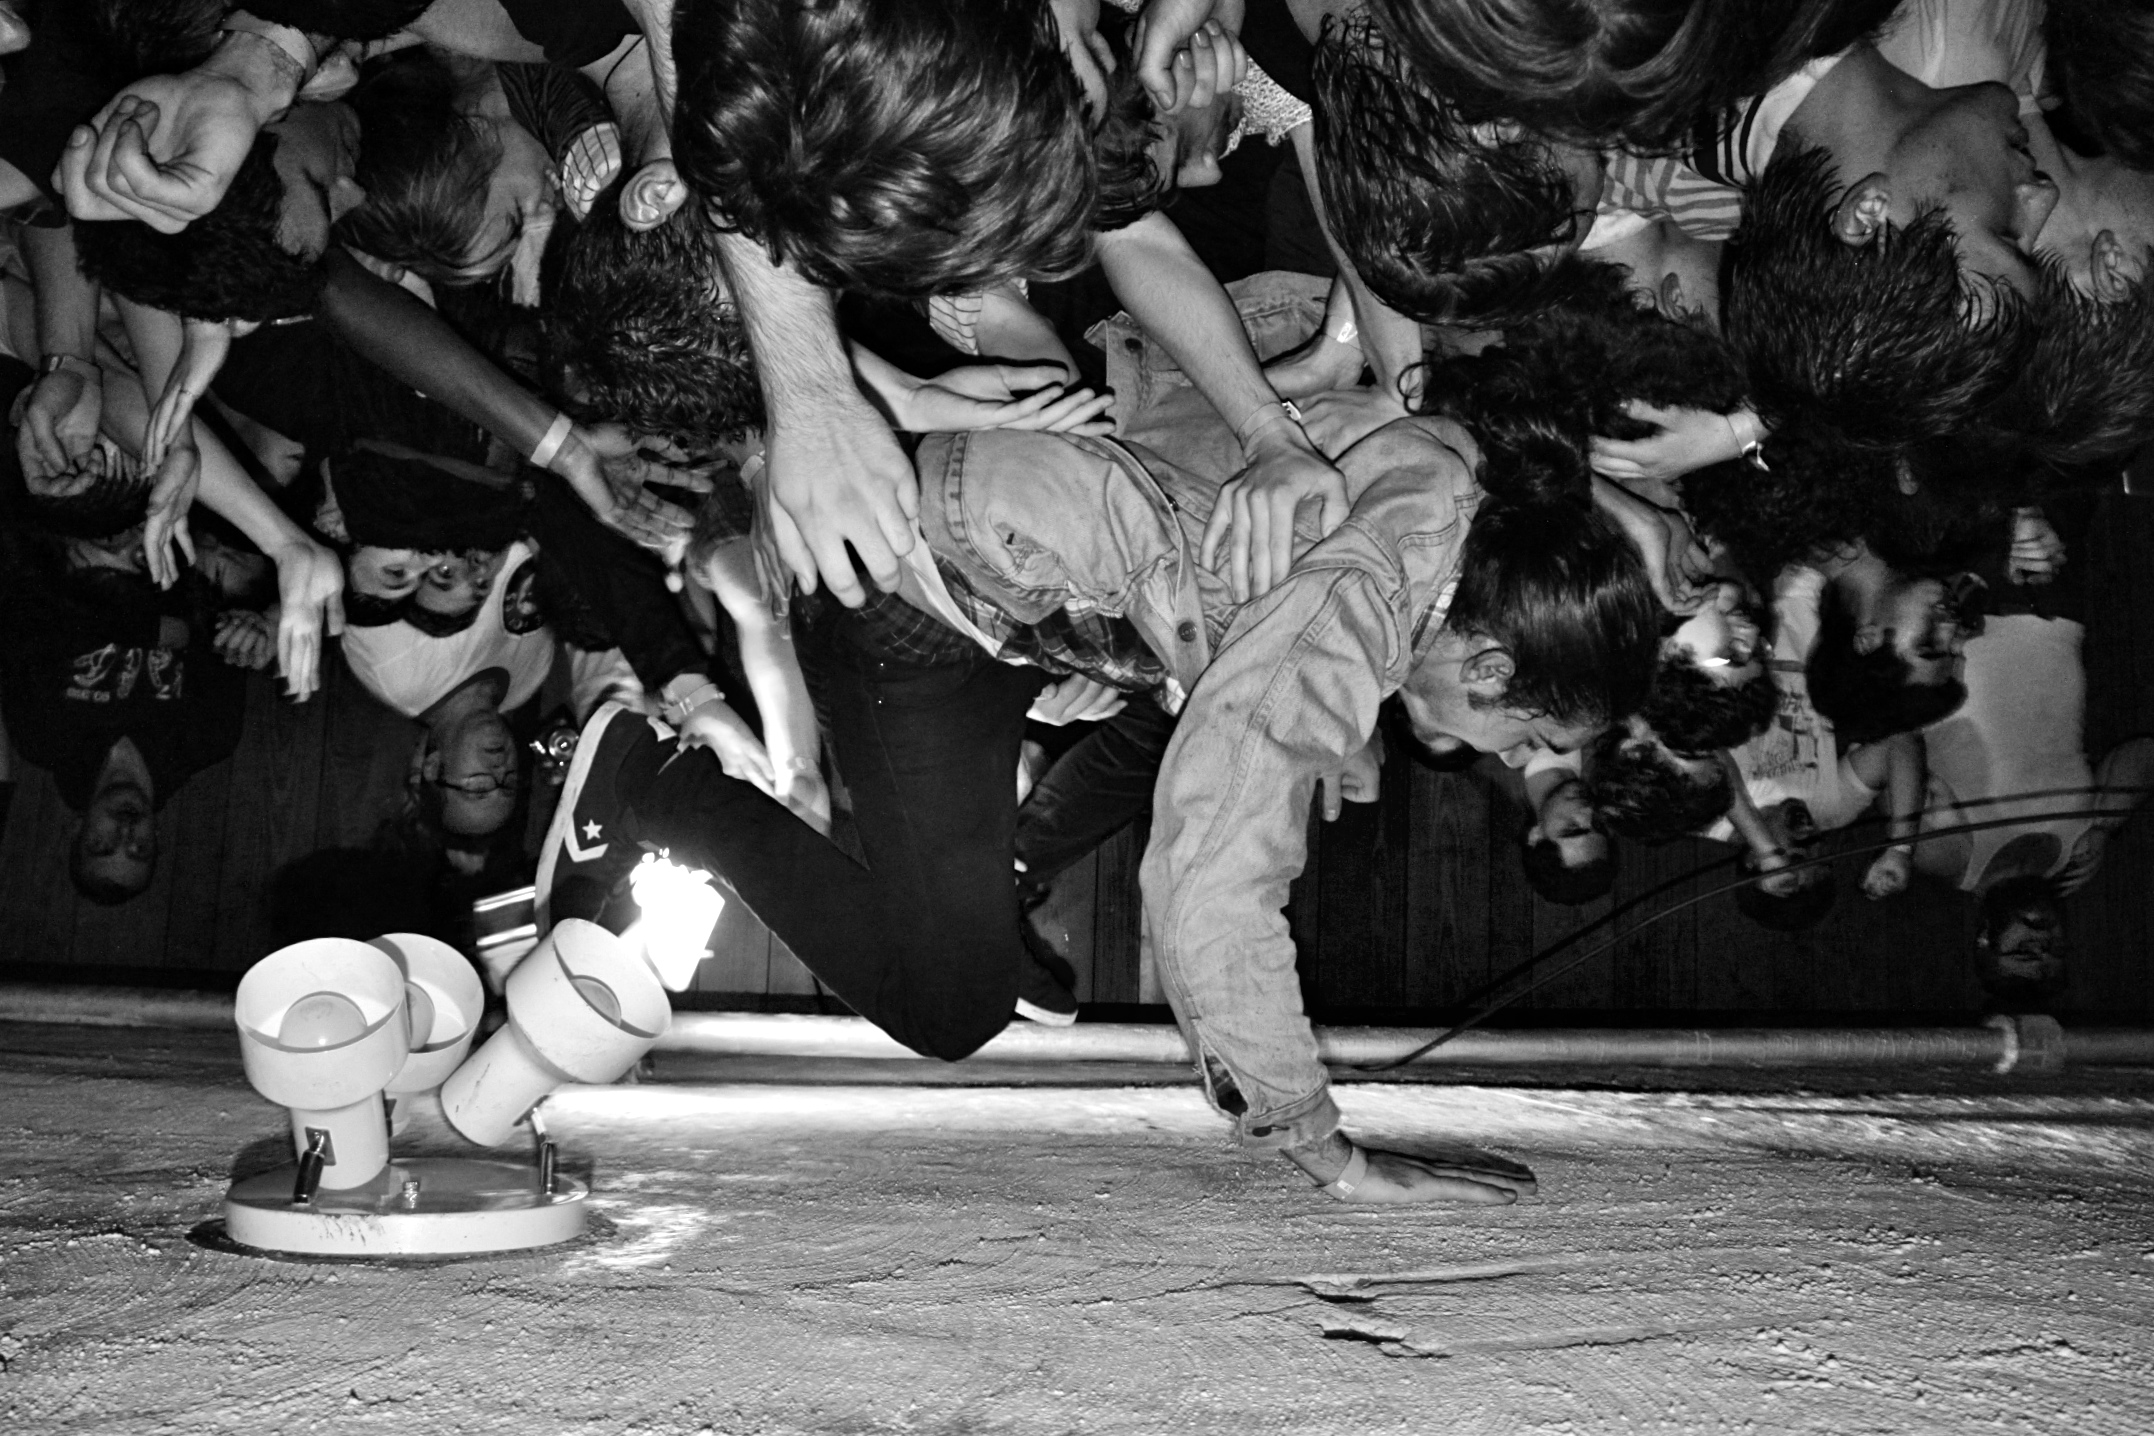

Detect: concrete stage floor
5,1022,2153,1435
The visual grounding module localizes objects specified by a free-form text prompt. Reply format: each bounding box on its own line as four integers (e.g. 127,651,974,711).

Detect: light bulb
627,852,724,990
277,991,368,1050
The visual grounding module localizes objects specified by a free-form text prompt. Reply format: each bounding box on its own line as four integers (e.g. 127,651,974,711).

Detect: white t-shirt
340,539,555,719
1703,566,1877,840
1919,614,2093,891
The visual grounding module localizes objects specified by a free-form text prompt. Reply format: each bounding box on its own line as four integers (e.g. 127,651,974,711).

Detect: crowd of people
1,0,2151,1204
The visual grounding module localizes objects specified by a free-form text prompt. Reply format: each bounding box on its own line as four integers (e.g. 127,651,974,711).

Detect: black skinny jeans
618,623,1048,1061
1012,691,1179,897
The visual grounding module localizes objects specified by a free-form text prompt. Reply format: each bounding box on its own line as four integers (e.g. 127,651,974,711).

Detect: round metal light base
223,1157,587,1258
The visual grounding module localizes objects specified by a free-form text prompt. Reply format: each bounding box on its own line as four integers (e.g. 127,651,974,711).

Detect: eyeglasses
433,771,520,796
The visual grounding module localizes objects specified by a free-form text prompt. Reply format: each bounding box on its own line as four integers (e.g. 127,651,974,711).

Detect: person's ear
421,749,444,782
1832,174,1891,247
1460,646,1516,693
2091,230,2136,302
1851,622,1885,656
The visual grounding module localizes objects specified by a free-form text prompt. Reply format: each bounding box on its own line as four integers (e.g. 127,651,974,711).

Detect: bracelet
41,353,101,383
1740,437,1769,472
1323,1142,1369,1199
660,680,724,726
1234,399,1305,448
528,412,574,470
219,14,318,88
1325,318,1359,346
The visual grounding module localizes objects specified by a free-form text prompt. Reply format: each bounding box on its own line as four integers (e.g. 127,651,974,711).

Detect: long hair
337,49,511,287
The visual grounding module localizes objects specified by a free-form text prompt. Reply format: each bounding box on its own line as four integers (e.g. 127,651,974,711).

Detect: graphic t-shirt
340,538,554,718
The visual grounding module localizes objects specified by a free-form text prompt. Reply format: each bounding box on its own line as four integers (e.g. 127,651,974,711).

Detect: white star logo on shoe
583,820,602,842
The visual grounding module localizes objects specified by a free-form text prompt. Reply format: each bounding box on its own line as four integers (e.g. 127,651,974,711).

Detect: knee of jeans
912,1004,1010,1063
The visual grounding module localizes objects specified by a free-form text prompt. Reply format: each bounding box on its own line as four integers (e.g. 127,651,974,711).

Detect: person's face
2026,117,2154,302
1753,798,1827,898
1048,0,1115,123
411,549,504,621
1875,82,2059,296
1871,575,1969,684
348,546,456,603
433,708,519,836
1400,645,1602,768
1530,777,1608,870
268,100,366,261
79,782,156,896
1667,582,1764,687
1982,898,2066,986
469,121,559,279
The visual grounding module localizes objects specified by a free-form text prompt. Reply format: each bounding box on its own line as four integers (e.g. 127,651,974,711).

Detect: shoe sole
534,701,655,934
1013,998,1078,1027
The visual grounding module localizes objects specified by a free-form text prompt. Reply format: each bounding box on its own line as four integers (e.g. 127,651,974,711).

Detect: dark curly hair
1806,579,1968,745
1520,830,1619,905
1584,724,1732,843
72,134,327,323
1722,146,2035,454
1091,20,1170,231
1732,853,1839,932
672,0,1096,300
1980,266,2154,479
542,177,765,450
1640,647,1779,757
1314,12,1587,329
1679,425,1894,582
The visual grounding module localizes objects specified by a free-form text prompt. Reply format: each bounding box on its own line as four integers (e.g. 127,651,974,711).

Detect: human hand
1288,1136,1535,1205
1132,0,1247,112
140,433,203,588
269,537,345,701
1263,325,1365,401
15,366,103,481
2007,507,2065,586
1296,384,1408,459
677,700,778,795
1861,845,1911,900
620,158,687,232
1028,673,1128,726
1319,735,1384,821
213,608,276,670
894,363,1115,436
557,423,713,552
763,394,920,607
1590,401,1754,484
58,76,270,232
140,372,205,476
777,765,833,836
1200,416,1349,601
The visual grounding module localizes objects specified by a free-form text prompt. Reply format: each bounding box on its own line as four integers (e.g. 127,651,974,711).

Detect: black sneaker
534,701,673,933
1013,919,1079,1027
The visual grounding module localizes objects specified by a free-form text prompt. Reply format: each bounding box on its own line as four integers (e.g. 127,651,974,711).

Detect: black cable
1353,790,2148,1073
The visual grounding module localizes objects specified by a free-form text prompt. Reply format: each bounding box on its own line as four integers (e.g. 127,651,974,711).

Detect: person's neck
92,737,154,806
1786,44,1935,180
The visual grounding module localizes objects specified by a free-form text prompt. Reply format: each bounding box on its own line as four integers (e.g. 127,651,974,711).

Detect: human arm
693,539,831,833
1097,210,1347,601
1852,733,1924,899
720,232,919,609
1286,124,1424,402
848,345,1114,436
140,319,232,474
1263,274,1368,400
1130,0,1249,111
1591,401,1766,489
2006,506,2065,586
15,222,104,481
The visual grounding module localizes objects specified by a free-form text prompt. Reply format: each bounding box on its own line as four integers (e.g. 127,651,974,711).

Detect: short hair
72,135,327,323
331,444,525,554
1584,724,1732,842
1640,648,1779,758
1807,582,1968,744
543,178,765,449
1733,857,1838,932
1313,13,1584,328
21,465,151,541
2046,0,2154,170
672,0,1096,300
336,49,510,287
1722,146,2034,453
1521,833,1618,905
1982,267,2154,477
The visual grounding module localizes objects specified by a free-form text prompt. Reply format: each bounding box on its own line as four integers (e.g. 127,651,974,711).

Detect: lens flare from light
628,852,724,990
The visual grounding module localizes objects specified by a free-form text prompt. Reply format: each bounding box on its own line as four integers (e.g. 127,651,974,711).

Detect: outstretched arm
694,537,831,833
1851,733,1924,899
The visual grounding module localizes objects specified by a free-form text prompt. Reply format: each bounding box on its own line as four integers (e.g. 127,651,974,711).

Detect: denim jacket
918,413,1483,1149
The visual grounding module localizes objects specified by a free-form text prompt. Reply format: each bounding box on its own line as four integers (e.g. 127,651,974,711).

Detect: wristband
660,678,725,726
219,14,319,87
528,412,574,470
41,353,101,384
1322,1142,1369,1199
1234,399,1305,448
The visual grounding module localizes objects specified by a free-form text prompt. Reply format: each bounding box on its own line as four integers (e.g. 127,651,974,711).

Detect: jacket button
1176,620,1199,643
